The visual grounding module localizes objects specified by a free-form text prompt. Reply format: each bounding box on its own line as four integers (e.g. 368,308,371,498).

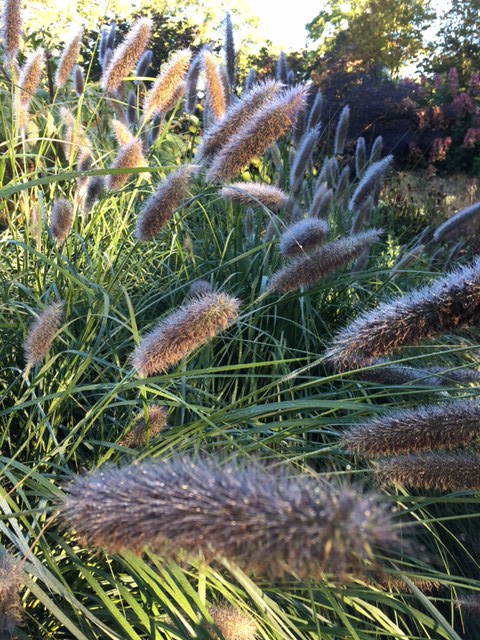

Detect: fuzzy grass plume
334,105,350,155
355,361,480,387
376,453,480,491
1,0,22,60
184,52,202,114
18,48,44,107
349,155,393,213
341,401,480,458
132,292,239,376
55,27,83,89
309,183,332,219
196,80,281,161
120,405,168,448
279,218,329,258
223,13,236,91
72,64,84,96
50,198,73,242
135,164,196,240
290,126,321,192
208,605,256,640
433,200,480,242
101,18,151,92
106,138,146,191
24,302,63,371
143,49,191,121
202,49,226,121
326,258,480,371
206,86,306,183
0,548,22,638
269,229,381,294
220,182,288,211
61,456,400,580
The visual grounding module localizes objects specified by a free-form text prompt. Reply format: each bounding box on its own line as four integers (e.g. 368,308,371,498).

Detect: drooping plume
268,229,381,294
101,18,152,93
279,218,329,258
24,302,63,370
132,292,240,376
55,27,83,89
207,86,307,183
326,258,480,371
143,49,192,121
220,182,288,211
196,80,282,162
61,456,400,580
341,401,480,458
433,200,480,243
135,164,197,240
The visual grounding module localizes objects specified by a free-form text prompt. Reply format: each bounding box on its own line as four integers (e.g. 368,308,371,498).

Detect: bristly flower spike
355,137,367,178
207,85,307,183
279,218,329,257
184,52,202,114
119,405,168,448
101,18,152,92
61,456,400,581
132,292,240,376
72,64,84,96
135,164,197,240
223,12,236,91
202,48,226,121
0,547,23,638
334,105,350,155
55,27,83,89
220,182,288,211
106,138,146,191
24,302,63,373
326,258,480,371
208,605,257,640
18,48,44,107
433,200,480,242
349,155,393,213
342,400,480,458
143,49,192,121
290,126,321,192
1,0,22,60
269,229,381,293
135,49,152,83
50,198,73,243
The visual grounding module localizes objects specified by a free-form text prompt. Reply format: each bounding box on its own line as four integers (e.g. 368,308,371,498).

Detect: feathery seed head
101,18,152,92
106,138,146,191
107,21,116,50
143,49,192,121
336,165,350,200
275,51,288,83
18,48,44,106
355,137,367,178
0,548,23,637
208,605,257,640
334,105,350,155
72,64,84,96
189,279,214,298
135,164,197,241
61,456,400,580
269,229,381,293
244,67,257,91
126,89,136,125
342,401,480,458
307,90,323,130
376,453,480,491
223,12,236,91
120,405,168,448
220,182,288,211
206,85,307,183
24,302,63,368
369,135,384,164
202,49,227,121
111,118,134,146
99,26,108,66
55,27,83,89
84,176,105,213
184,52,202,114
196,80,282,162
1,0,22,60
50,198,73,243
135,49,152,82
349,155,393,213
433,200,480,242
289,126,321,192
309,184,333,219
279,218,329,258
132,292,240,376
326,258,480,371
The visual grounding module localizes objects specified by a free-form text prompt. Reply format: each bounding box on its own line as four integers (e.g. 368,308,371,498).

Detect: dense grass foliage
1,9,480,640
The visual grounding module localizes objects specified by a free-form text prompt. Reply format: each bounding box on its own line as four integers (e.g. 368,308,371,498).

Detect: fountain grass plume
309,184,332,219
135,164,197,240
433,200,480,242
220,182,288,211
0,548,22,638
206,85,307,183
376,452,480,491
208,605,256,640
326,258,480,371
55,27,83,89
101,18,151,92
341,401,480,458
223,12,236,91
307,90,322,130
290,126,321,192
61,456,400,580
132,292,239,376
50,199,73,243
334,105,350,155
111,118,134,146
60,107,91,162
355,137,367,178
126,90,136,125
18,48,44,107
72,64,84,96
244,67,257,91
195,80,282,162
143,49,192,121
369,135,384,163
189,279,214,298
135,49,152,83
269,229,381,294
120,405,168,448
349,155,393,213
279,218,329,258
106,138,146,191
1,0,22,60
24,302,63,371
275,51,288,83
184,52,202,113
84,176,105,213
202,49,226,121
